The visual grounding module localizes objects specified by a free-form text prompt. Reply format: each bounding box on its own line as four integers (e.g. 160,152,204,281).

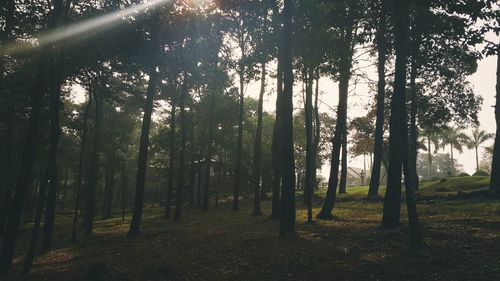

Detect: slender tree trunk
196,160,202,207
202,88,216,212
427,134,432,179
83,87,103,235
475,146,479,172
317,25,352,218
490,46,500,197
252,63,266,216
188,118,196,206
279,0,295,235
402,93,423,249
128,16,160,236
23,163,51,273
128,62,159,235
270,1,283,220
41,63,63,252
121,157,127,221
174,78,189,222
369,28,387,196
71,93,92,242
339,134,348,193
0,0,15,234
304,67,314,223
382,0,411,229
409,46,419,190
165,101,176,218
103,167,114,219
233,68,245,211
450,144,454,176
0,53,50,274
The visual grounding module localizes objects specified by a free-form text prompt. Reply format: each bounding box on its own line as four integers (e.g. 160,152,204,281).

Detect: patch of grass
422,176,489,194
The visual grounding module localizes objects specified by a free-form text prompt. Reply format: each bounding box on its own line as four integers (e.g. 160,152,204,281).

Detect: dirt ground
3,193,500,281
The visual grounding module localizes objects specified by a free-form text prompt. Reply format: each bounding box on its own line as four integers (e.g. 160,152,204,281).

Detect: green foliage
473,170,490,177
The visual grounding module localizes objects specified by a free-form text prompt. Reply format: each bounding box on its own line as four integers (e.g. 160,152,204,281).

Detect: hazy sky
244,34,500,177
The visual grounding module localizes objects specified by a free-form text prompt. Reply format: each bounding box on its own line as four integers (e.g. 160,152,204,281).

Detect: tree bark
317,25,352,218
304,67,314,223
252,63,266,216
83,84,103,235
41,61,64,252
382,0,411,229
368,0,388,199
279,0,296,235
491,46,500,197
0,52,50,274
339,133,348,193
71,93,92,241
233,34,246,211
165,101,176,218
174,78,189,221
128,15,161,236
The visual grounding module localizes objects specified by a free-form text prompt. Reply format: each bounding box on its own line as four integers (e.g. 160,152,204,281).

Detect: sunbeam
1,0,172,55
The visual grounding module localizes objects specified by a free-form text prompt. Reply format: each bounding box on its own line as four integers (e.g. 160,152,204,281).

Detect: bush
439,178,447,183
458,172,470,177
472,170,489,177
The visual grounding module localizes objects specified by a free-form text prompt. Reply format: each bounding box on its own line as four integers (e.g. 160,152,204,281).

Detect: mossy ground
4,176,500,281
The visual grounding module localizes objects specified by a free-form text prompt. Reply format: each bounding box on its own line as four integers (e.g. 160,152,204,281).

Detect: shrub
458,172,470,177
472,170,489,177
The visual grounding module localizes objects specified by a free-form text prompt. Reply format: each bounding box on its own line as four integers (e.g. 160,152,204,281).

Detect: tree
279,0,295,235
128,11,161,236
441,127,468,176
383,0,422,248
368,0,390,199
466,127,494,172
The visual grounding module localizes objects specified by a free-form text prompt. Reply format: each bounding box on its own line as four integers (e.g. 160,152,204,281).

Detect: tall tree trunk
128,15,160,236
22,162,52,273
427,134,432,179
368,0,388,199
339,134,348,193
317,25,352,218
402,91,423,249
252,63,266,216
174,78,189,222
0,0,15,232
304,67,314,223
279,0,295,235
71,93,92,242
128,66,159,235
233,68,245,211
409,47,419,190
0,54,50,274
490,45,500,197
188,118,196,206
382,0,411,229
196,159,202,207
121,157,127,221
270,0,283,220
165,101,176,218
83,86,103,235
40,62,63,252
103,166,114,219
450,144,454,176
202,87,216,212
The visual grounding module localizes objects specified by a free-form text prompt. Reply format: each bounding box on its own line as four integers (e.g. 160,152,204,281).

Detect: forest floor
3,176,500,281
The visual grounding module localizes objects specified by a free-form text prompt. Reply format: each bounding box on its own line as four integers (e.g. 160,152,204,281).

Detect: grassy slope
4,177,500,281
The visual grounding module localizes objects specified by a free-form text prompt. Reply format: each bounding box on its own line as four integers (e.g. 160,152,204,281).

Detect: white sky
242,33,500,177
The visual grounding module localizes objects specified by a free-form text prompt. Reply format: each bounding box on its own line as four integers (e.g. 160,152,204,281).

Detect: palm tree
420,126,441,179
441,127,469,176
466,127,494,172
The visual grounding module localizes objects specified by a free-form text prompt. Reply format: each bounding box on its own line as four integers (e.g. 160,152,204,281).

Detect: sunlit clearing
1,0,172,55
